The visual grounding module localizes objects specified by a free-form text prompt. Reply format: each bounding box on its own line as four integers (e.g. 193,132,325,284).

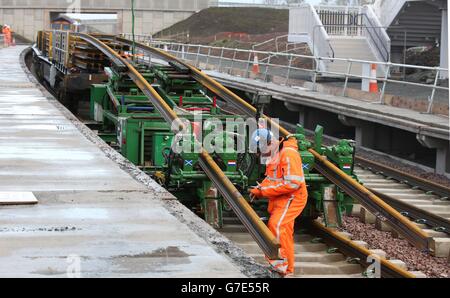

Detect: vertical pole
206,46,212,67
186,45,190,60
131,0,136,60
312,57,320,92
264,54,271,82
440,8,448,79
218,47,225,72
342,60,352,97
195,46,201,67
379,64,391,104
246,51,252,78
230,49,237,74
285,54,293,86
403,30,407,80
427,69,440,114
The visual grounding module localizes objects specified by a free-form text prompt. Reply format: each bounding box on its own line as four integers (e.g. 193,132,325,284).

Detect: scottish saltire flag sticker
185,160,193,166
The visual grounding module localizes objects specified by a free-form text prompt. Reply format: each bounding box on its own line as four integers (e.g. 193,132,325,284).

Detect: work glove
249,186,262,201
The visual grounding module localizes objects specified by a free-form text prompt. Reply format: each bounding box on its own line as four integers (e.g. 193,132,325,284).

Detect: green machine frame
90,61,359,229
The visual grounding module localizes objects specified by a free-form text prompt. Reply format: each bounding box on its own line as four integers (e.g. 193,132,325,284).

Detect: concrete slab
360,207,376,224
0,192,38,205
369,249,387,259
375,218,393,232
0,46,245,277
0,192,243,277
430,238,450,258
387,259,408,270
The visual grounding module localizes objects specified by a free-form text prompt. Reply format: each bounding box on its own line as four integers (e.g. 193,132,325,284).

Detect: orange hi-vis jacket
2,27,11,46
259,138,307,207
252,137,308,275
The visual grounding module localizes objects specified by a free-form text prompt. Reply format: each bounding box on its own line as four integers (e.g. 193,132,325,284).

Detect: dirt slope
156,7,288,38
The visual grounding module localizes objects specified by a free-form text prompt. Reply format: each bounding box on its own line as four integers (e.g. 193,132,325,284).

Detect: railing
122,32,189,44
362,6,391,62
209,1,300,8
316,5,363,36
121,33,153,44
290,4,334,72
252,35,286,52
252,34,305,58
144,40,448,115
0,34,5,48
313,5,391,63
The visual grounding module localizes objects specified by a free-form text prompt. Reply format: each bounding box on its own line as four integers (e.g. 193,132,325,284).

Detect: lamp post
131,0,136,60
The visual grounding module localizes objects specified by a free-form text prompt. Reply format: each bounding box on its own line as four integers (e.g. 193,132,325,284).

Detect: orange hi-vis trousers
253,138,308,275
266,196,306,275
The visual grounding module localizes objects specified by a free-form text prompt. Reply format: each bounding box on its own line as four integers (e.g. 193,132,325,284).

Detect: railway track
38,33,435,277
281,120,450,258
354,159,450,258
220,214,420,278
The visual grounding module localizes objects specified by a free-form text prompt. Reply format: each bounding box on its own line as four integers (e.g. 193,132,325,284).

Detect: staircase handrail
290,4,334,62
361,6,391,62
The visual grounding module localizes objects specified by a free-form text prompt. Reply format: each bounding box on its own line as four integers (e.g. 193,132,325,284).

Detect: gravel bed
341,216,450,278
356,149,450,189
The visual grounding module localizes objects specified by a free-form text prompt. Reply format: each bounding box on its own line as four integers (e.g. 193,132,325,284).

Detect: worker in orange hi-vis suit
2,25,11,47
250,129,308,277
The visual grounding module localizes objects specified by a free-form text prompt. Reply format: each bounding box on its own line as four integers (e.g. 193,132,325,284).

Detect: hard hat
250,128,273,153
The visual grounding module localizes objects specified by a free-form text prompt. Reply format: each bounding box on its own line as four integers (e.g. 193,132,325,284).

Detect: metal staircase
288,4,390,78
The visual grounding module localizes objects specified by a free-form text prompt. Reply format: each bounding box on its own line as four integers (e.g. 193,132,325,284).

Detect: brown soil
155,7,288,39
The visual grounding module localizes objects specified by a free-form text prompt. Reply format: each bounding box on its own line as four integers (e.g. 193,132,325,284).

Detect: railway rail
89,34,433,275
220,214,417,278
31,33,433,277
356,157,450,200
356,157,450,235
110,39,438,256
281,121,450,257
73,33,281,260
354,161,450,258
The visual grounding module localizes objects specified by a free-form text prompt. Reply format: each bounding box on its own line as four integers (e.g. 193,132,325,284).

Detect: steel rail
356,157,450,199
310,151,431,251
371,189,450,235
114,37,433,252
115,37,290,137
75,33,280,259
310,221,416,278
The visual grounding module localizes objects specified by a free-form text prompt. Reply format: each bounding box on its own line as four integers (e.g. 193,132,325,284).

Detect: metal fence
209,1,300,8
316,6,363,36
121,35,448,115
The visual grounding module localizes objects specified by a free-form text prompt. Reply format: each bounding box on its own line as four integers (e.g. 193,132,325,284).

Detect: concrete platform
0,46,245,277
